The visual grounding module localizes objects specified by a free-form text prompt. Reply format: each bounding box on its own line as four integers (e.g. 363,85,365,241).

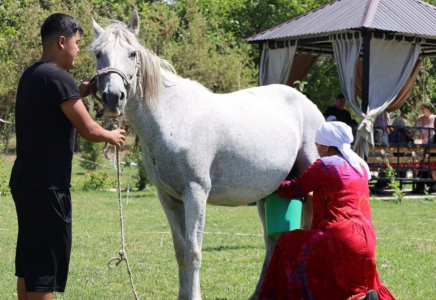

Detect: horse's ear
127,11,140,36
92,18,104,37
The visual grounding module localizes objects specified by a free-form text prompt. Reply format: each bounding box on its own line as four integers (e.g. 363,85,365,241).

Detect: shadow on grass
125,192,154,198
203,244,260,252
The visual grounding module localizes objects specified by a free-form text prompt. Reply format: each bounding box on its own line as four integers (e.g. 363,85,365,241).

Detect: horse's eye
129,51,137,59
95,52,101,59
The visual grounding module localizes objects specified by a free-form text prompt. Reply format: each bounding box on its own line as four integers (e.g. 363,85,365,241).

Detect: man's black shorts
12,188,72,292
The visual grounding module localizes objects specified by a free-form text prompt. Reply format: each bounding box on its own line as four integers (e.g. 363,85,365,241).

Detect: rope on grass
107,119,141,300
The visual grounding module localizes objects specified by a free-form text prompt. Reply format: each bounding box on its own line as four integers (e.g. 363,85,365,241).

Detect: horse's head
91,12,141,117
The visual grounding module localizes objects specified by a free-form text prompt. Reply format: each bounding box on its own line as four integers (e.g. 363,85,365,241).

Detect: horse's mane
90,21,176,105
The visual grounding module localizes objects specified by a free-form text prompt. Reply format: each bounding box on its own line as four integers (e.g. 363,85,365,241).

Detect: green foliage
0,115,14,154
384,160,404,203
136,0,256,92
79,139,105,171
3,0,436,142
2,191,436,299
0,155,10,195
293,80,308,94
123,148,152,190
403,57,436,123
0,172,9,195
78,96,105,171
304,56,342,112
0,0,340,117
71,170,111,191
423,189,436,203
136,162,150,190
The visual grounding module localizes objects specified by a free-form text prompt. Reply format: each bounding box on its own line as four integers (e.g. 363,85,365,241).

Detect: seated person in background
424,117,436,194
374,112,390,144
415,102,436,144
323,93,357,126
388,117,413,144
413,105,436,194
372,117,413,195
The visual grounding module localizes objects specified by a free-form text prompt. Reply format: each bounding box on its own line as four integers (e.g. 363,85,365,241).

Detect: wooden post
258,42,263,86
362,30,371,113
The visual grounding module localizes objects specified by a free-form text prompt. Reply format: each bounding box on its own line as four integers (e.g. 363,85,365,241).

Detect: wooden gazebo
245,0,436,157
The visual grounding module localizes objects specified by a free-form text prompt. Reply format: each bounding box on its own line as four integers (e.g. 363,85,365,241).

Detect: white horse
91,11,324,300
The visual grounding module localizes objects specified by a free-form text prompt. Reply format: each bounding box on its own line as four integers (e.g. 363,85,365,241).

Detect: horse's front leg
158,190,189,300
183,183,209,300
248,199,276,300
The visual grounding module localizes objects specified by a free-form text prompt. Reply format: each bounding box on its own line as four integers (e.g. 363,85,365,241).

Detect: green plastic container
264,194,302,240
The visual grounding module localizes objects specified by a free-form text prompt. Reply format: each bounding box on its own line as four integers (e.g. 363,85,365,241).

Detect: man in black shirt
9,14,126,300
323,93,356,126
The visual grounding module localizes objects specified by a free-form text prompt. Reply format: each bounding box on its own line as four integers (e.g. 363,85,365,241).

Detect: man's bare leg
17,277,27,300
17,277,53,300
27,292,52,300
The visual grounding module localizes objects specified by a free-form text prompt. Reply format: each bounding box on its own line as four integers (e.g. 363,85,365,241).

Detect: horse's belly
207,184,277,206
208,152,293,205
207,187,265,206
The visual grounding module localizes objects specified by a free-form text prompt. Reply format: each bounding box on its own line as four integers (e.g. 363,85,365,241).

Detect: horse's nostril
120,92,125,100
102,92,107,104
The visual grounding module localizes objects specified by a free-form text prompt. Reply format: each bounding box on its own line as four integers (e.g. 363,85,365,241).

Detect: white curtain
259,42,297,85
333,36,421,157
332,37,363,116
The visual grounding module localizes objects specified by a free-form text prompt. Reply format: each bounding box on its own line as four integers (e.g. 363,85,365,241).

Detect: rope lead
108,119,141,300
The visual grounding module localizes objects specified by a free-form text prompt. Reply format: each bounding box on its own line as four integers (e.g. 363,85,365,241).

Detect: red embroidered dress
259,155,396,300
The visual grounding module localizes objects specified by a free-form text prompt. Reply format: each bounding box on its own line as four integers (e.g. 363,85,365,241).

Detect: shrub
136,164,151,191
0,173,10,196
385,161,404,203
71,171,111,192
123,148,152,191
79,137,105,171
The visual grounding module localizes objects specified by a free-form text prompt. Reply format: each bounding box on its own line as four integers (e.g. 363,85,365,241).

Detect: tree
3,0,436,130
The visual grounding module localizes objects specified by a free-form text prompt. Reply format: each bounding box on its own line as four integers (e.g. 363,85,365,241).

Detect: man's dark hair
336,93,345,100
41,13,83,45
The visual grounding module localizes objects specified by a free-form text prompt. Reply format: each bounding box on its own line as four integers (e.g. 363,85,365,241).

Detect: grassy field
1,153,436,299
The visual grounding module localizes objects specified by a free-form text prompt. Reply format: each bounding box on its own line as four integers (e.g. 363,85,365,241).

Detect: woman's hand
278,180,292,198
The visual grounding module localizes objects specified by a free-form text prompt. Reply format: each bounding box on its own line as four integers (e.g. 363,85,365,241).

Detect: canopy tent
244,0,436,157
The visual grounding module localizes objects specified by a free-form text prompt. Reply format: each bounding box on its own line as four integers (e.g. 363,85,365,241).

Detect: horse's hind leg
295,146,318,229
158,190,189,300
248,200,276,300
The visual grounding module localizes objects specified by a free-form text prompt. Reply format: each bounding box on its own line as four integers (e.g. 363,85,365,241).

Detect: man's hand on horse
79,78,97,98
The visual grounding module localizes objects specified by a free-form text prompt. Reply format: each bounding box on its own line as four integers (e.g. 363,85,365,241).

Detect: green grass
0,189,265,300
1,152,436,299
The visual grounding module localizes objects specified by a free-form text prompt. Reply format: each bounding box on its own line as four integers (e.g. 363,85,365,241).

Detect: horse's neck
124,70,201,149
124,94,164,150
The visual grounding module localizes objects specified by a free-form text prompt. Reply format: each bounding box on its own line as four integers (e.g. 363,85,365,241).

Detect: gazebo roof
245,0,436,43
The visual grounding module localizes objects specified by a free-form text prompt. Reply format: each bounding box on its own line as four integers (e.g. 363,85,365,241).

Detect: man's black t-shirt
10,62,80,190
323,106,353,125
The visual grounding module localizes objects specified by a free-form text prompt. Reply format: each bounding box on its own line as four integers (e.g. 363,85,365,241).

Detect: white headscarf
315,121,371,180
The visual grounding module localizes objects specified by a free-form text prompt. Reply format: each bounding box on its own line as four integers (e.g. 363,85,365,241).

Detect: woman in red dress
259,122,396,300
